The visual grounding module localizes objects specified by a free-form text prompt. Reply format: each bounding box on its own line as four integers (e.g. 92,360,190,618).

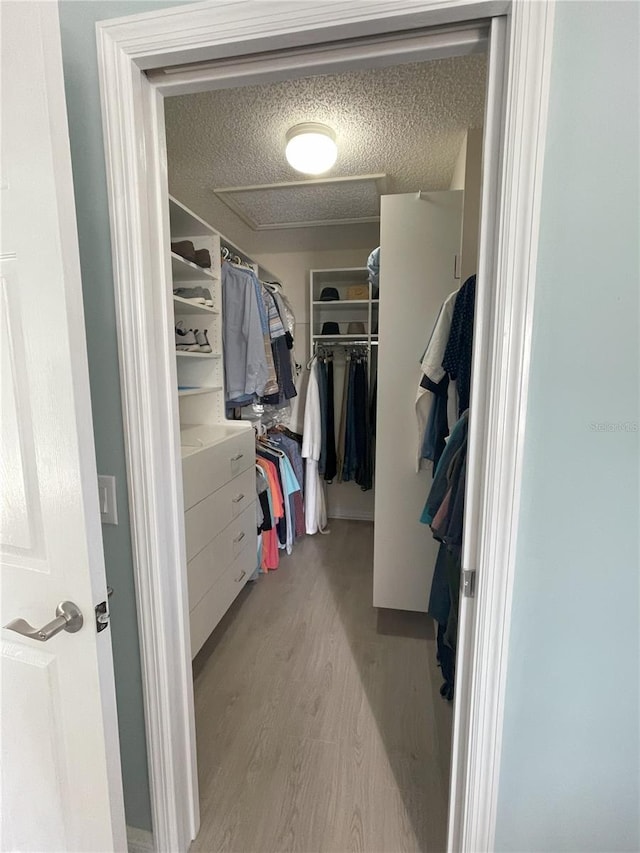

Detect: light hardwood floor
191,519,452,853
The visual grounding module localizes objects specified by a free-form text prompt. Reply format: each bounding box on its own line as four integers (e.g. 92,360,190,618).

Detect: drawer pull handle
230,453,244,462
235,570,247,583
233,531,246,544
232,493,245,504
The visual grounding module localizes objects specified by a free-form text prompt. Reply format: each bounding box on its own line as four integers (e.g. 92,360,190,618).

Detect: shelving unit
168,194,282,659
169,195,225,424
309,266,377,524
309,267,379,360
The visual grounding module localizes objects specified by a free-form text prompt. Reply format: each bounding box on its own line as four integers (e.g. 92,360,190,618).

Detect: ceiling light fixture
285,122,337,175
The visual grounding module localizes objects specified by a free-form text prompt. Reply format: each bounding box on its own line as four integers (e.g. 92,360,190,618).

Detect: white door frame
96,2,555,851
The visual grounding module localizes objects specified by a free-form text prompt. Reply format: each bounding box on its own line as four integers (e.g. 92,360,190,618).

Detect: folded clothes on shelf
173,286,213,307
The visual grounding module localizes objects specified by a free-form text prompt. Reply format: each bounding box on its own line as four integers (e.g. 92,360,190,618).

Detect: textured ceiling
216,176,384,229
165,53,486,243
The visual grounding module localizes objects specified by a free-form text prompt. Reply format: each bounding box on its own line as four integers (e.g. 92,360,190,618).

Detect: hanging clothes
261,286,297,407
420,409,469,700
353,358,372,490
323,357,337,482
301,359,327,535
341,353,373,490
415,274,476,473
256,457,283,571
268,432,305,539
258,440,302,555
336,360,349,482
442,274,476,416
415,287,458,473
222,261,269,403
222,261,297,415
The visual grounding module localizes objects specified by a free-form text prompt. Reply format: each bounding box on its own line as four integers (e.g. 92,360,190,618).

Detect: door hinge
95,587,114,633
462,569,476,598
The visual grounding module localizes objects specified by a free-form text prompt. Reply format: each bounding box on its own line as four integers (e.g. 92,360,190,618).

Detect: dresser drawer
184,466,254,562
189,541,256,658
187,502,256,612
182,430,254,510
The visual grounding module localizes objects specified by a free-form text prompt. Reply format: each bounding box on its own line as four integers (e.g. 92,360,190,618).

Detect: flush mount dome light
285,122,337,175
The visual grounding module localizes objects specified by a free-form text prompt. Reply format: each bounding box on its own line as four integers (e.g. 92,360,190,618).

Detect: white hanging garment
301,360,327,534
415,287,459,472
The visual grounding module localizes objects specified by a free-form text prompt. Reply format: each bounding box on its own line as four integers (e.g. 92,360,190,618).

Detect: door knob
3,601,83,641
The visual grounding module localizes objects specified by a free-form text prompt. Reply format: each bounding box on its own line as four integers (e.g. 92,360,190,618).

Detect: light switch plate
98,475,118,525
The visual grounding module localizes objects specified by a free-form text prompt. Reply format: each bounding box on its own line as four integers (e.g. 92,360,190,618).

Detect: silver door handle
232,494,245,504
233,531,246,544
230,452,244,462
235,570,247,583
3,601,83,642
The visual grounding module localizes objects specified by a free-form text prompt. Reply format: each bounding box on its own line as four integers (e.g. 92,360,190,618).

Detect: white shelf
173,296,219,315
313,299,370,307
169,195,217,238
313,334,373,341
178,386,223,397
171,252,216,282
176,351,221,359
310,267,369,282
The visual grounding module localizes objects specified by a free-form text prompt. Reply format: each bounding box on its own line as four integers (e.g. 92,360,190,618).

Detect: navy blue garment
317,359,328,476
369,373,377,438
420,373,450,473
442,274,476,416
428,543,451,626
437,623,455,701
354,360,372,491
342,359,358,482
274,335,297,400
262,336,297,406
324,359,337,482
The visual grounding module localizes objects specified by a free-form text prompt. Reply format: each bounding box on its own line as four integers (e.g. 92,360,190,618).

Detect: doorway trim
96,2,555,851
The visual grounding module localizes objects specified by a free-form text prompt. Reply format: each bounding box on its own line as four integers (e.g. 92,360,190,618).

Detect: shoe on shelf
171,240,196,262
194,329,212,353
200,288,214,307
175,321,200,351
173,286,206,304
194,248,211,268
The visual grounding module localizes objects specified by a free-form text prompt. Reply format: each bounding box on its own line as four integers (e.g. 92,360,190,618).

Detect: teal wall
58,0,189,832
495,3,639,851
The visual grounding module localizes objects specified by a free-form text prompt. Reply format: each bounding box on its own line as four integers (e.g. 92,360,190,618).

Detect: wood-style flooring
191,519,452,853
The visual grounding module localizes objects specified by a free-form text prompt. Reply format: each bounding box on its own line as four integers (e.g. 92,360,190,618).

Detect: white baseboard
127,826,154,853
327,510,374,522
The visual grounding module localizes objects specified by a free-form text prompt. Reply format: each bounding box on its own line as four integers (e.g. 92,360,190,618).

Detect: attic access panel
213,174,387,230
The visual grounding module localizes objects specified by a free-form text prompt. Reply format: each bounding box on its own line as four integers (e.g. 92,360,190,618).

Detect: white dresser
181,424,256,658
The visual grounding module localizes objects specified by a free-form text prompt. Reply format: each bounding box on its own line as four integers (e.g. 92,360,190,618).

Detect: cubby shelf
171,252,217,282
177,386,223,397
173,296,219,315
312,299,379,308
175,351,221,359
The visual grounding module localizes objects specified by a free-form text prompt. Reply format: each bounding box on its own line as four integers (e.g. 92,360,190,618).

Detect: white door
0,3,126,851
374,190,462,610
